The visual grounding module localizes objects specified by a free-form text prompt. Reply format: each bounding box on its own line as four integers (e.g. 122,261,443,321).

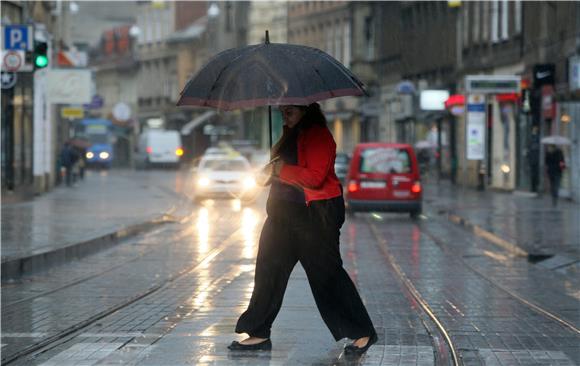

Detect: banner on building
466,94,486,160
46,69,92,104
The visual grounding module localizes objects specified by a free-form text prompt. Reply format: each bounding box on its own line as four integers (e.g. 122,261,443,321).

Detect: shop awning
495,93,519,103
181,111,216,135
444,94,465,108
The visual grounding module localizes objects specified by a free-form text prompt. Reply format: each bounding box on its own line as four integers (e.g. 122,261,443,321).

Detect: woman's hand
272,160,283,176
255,159,284,186
256,164,273,186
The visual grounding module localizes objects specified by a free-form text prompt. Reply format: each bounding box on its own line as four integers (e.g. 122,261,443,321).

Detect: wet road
1,170,579,365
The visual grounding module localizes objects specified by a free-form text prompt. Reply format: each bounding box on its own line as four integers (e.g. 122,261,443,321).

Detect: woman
228,103,377,355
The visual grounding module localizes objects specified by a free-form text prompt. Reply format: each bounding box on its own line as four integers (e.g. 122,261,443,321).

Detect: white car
194,156,259,201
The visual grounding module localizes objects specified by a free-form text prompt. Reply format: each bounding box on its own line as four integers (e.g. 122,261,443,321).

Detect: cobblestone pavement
1,170,188,262
424,182,580,262
2,174,579,365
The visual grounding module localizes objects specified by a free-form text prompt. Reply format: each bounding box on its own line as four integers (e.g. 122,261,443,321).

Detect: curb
1,214,176,279
446,213,529,257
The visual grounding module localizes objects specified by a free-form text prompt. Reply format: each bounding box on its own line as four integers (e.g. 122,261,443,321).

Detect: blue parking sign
2,25,33,51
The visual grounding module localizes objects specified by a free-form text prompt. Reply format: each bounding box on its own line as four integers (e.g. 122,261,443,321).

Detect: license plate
360,181,386,189
393,190,410,198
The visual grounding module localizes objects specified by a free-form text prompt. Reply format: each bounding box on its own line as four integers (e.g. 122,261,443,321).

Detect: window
482,1,489,41
463,3,469,46
201,159,249,172
514,0,522,34
491,0,499,43
473,2,480,43
359,148,411,174
364,15,374,60
343,21,351,68
501,0,508,40
334,21,342,61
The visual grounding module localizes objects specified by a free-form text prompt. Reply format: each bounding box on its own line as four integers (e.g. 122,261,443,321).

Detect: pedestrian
528,126,540,193
59,142,78,187
229,103,377,355
545,144,565,207
417,148,431,178
76,147,87,181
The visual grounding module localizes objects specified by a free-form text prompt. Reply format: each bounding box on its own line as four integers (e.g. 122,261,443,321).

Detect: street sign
2,50,22,71
112,102,131,121
1,50,33,72
2,25,34,51
83,95,104,110
466,94,486,161
61,107,84,119
1,71,17,89
465,75,521,94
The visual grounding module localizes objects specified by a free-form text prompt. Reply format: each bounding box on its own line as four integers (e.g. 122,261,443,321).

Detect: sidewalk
1,170,187,278
424,181,580,271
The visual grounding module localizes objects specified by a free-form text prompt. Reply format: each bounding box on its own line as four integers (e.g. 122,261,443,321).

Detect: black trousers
549,174,561,205
235,196,376,341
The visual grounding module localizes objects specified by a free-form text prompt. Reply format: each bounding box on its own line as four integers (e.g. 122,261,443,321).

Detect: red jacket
278,124,342,204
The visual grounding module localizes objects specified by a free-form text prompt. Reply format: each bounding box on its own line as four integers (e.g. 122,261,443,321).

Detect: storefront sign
61,107,84,119
533,64,555,88
570,56,580,92
465,75,521,94
466,94,486,160
420,90,450,111
541,85,555,120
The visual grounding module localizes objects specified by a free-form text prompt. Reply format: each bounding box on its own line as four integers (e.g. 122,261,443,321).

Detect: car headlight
99,152,110,160
243,176,256,189
86,152,94,159
197,177,210,187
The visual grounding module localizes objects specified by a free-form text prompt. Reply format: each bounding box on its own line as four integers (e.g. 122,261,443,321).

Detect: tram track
368,220,461,366
418,222,580,335
2,210,253,365
367,213,580,366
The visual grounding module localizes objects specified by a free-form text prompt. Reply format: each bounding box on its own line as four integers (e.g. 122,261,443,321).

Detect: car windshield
87,134,108,144
359,148,411,174
201,159,248,172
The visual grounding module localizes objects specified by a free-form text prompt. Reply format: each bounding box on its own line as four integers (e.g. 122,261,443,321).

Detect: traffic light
33,41,49,69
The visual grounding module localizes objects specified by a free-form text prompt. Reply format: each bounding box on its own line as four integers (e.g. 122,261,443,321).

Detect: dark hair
298,103,327,129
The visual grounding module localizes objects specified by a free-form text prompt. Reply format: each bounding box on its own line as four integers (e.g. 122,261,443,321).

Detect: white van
136,129,183,169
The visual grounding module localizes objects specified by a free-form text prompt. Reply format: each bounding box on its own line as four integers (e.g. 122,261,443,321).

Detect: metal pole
268,105,273,148
437,117,442,183
462,94,468,196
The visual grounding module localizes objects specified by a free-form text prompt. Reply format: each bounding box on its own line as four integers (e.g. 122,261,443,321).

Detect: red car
345,143,422,218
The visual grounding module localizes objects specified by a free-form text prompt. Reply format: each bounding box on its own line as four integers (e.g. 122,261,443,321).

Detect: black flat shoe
228,339,272,351
344,333,378,355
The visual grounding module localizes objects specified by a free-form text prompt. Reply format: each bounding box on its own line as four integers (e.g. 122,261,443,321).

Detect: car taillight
175,148,184,156
411,181,422,193
146,147,152,154
348,180,359,193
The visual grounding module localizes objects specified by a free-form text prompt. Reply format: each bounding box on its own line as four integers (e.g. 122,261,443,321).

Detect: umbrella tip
265,30,270,44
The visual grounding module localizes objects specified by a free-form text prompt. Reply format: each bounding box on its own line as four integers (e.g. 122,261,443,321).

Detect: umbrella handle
268,105,273,148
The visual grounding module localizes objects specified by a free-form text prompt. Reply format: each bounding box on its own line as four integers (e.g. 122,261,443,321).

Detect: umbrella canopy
68,138,91,149
541,135,571,146
177,40,366,110
415,140,436,149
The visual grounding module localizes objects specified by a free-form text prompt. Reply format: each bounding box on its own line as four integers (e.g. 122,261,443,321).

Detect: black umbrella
177,31,366,146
